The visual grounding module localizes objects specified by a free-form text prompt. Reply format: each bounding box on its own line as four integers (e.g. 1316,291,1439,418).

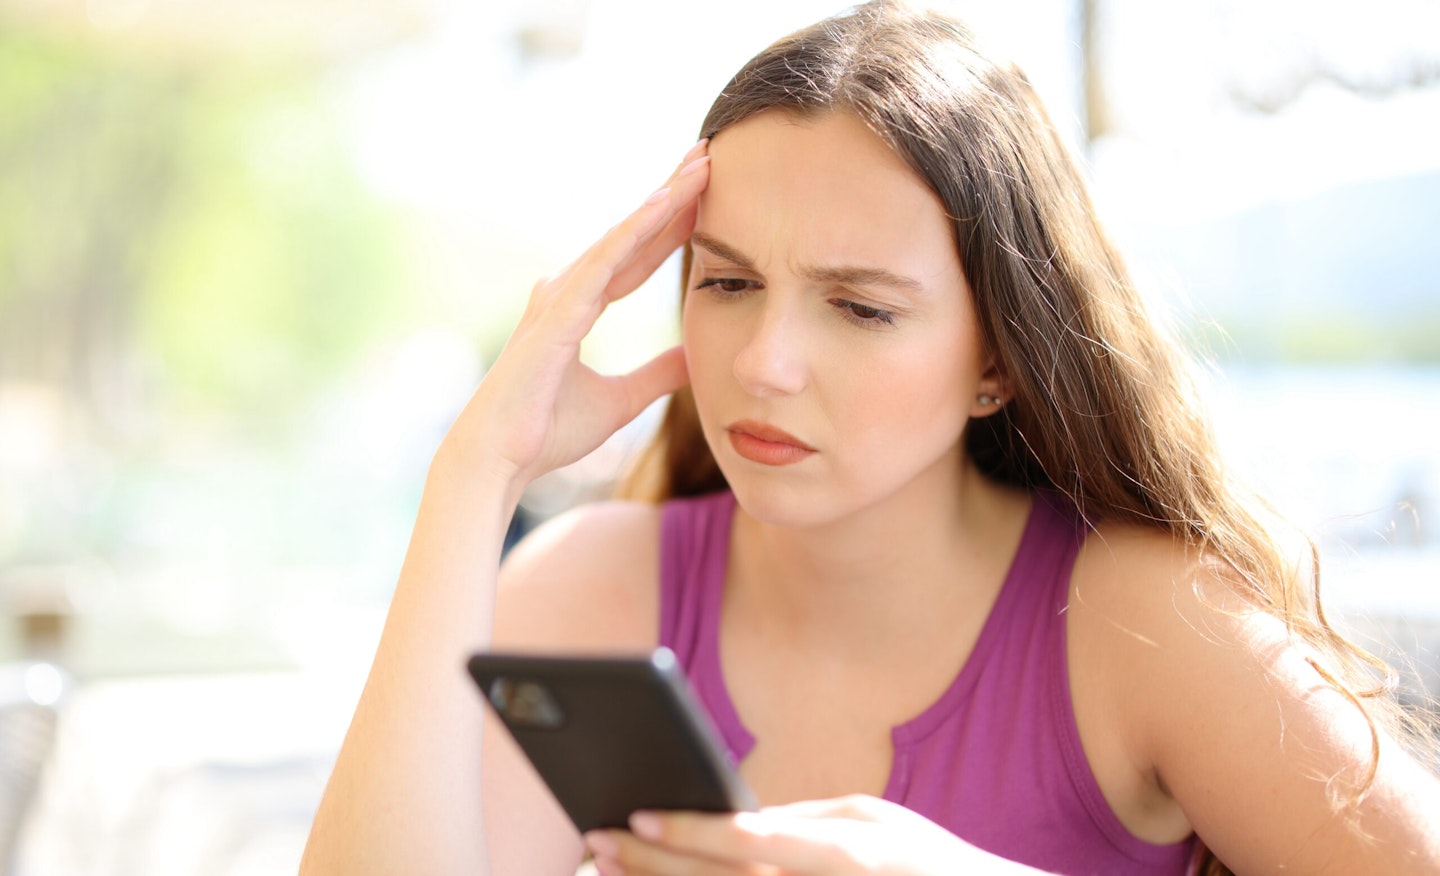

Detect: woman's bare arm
300,455,518,874
482,499,666,874
299,142,709,875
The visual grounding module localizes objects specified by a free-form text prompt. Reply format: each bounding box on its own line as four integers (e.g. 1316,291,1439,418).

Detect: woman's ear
968,363,1011,418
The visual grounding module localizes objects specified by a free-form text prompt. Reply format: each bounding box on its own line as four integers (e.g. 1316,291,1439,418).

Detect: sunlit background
0,0,1437,872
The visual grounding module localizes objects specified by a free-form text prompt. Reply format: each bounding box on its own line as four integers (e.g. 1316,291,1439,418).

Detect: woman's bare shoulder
1070,518,1365,749
1069,518,1259,644
1069,519,1440,870
1067,518,1283,726
493,498,665,652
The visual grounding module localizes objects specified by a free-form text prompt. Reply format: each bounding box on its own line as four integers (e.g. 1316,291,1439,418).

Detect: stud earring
979,394,1004,407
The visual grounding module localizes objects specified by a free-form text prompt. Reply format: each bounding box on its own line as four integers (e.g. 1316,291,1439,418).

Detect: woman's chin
721,467,844,530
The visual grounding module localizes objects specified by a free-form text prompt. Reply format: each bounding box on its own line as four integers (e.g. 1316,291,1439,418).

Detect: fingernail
644,186,671,205
593,855,625,876
679,155,709,177
629,811,661,840
681,138,709,163
585,830,618,857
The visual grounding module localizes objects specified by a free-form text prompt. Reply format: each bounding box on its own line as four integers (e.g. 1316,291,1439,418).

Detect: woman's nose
732,299,808,398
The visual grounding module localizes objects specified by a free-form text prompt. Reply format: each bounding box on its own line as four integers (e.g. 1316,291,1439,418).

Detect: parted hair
618,3,1418,872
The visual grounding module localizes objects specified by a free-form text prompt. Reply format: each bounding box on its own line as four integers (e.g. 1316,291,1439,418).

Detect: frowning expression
683,110,997,525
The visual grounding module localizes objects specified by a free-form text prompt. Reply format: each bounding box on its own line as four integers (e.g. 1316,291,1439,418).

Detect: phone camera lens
488,677,565,729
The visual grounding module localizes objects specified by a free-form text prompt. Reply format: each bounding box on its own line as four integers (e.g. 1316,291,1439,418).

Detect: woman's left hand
583,794,1029,875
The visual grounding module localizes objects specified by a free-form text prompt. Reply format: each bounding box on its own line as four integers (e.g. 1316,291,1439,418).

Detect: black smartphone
467,646,759,833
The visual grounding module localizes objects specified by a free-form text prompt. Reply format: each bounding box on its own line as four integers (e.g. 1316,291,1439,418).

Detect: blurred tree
0,23,406,444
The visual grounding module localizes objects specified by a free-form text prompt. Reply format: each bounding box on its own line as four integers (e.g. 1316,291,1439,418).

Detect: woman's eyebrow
806,263,925,294
690,231,925,294
690,232,757,271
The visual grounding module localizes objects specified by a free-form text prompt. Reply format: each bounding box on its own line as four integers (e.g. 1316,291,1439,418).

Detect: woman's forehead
697,110,960,281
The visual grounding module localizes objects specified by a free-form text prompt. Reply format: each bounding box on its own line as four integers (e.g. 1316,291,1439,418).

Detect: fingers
584,801,983,876
598,810,856,875
603,197,699,304
585,825,772,876
677,136,710,166
768,793,890,822
608,346,689,431
599,139,709,300
556,141,710,311
596,150,709,294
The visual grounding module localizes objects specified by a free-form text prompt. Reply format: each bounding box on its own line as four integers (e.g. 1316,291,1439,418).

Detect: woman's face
683,110,997,526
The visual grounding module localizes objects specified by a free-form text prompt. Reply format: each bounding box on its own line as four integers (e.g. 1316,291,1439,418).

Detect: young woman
301,3,1440,874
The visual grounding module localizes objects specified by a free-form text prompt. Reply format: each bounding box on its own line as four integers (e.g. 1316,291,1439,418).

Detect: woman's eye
831,298,896,326
695,277,756,296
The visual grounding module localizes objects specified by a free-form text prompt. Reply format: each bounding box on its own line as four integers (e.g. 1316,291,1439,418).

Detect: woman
301,3,1440,874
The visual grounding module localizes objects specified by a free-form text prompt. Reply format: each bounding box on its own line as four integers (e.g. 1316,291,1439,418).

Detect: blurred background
0,0,1436,872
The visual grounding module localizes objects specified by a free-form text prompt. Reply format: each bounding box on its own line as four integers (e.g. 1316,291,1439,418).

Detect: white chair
0,662,66,876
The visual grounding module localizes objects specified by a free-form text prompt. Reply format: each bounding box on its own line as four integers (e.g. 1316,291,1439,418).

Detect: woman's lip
726,421,816,466
727,420,814,449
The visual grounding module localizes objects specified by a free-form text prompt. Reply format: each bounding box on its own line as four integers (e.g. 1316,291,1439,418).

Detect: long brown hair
618,3,1417,872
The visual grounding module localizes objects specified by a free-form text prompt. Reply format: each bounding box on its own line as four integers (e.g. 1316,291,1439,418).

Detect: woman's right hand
442,140,710,494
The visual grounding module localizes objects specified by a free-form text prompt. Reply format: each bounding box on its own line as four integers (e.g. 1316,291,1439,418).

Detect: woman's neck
725,456,1032,645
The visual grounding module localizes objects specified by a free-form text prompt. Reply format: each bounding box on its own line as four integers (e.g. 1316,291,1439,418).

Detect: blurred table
16,669,364,876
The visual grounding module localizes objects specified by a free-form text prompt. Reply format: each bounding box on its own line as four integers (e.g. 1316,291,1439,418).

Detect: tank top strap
658,490,732,664
657,490,754,764
1041,490,1091,611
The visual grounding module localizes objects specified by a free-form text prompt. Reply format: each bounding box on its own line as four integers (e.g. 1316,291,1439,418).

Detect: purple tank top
659,489,1198,875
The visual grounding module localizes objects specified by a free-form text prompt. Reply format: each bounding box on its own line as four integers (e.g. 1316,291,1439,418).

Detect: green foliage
138,79,404,417
0,24,406,426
